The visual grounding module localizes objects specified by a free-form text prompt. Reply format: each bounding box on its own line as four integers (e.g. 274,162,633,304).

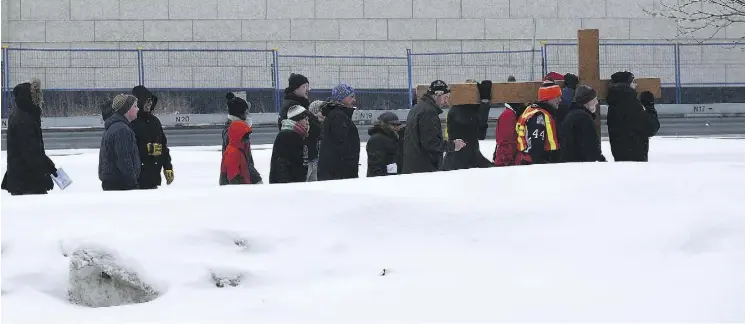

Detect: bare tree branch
645,0,745,43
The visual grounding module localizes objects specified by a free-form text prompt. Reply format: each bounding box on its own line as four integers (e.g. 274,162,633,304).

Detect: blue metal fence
276,54,410,110
1,42,743,117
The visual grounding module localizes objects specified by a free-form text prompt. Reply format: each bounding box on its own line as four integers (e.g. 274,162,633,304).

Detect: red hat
538,80,562,102
544,72,564,82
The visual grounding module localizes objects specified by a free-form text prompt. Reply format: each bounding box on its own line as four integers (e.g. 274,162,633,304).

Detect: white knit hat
287,105,308,121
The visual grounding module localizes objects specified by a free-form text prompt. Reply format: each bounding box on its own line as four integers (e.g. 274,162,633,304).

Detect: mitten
147,143,163,156
477,80,492,102
163,169,174,185
639,91,655,107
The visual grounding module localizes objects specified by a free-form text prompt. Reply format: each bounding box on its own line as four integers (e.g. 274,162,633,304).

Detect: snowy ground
2,138,745,322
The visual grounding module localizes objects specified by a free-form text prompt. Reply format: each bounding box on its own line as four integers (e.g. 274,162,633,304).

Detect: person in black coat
606,71,661,162
269,105,310,184
442,80,493,171
366,112,402,177
396,125,406,174
559,85,606,163
278,73,318,175
402,80,466,174
1,78,57,195
317,99,360,181
130,85,173,189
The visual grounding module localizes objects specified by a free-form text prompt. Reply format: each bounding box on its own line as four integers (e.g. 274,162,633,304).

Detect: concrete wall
1,0,744,90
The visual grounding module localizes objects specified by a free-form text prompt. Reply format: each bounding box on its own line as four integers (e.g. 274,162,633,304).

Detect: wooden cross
415,28,662,112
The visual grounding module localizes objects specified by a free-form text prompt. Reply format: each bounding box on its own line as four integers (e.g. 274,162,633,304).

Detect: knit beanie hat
611,71,635,84
287,105,308,121
226,92,251,118
377,111,401,125
427,80,450,95
309,100,325,115
332,83,355,102
286,73,309,92
100,99,114,120
507,75,517,82
563,73,579,88
538,80,562,102
111,94,137,115
573,85,598,106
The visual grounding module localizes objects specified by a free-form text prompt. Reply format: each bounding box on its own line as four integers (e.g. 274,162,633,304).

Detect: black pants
101,180,137,191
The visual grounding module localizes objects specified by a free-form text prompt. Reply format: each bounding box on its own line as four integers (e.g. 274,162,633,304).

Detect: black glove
477,80,492,102
51,169,58,177
640,91,655,107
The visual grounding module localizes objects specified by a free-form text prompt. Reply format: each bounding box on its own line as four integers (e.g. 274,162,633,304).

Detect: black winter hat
226,92,251,118
507,75,517,82
563,73,579,88
132,85,153,100
286,73,309,92
427,80,450,95
611,71,635,84
573,85,598,106
377,111,401,125
132,85,157,112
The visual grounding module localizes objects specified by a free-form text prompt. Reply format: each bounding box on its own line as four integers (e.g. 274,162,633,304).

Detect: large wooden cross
415,29,662,131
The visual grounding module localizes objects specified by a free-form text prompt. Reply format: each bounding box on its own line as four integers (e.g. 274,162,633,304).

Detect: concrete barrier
2,103,744,131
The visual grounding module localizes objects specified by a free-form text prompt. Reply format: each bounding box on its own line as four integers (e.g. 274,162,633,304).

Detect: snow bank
1,138,745,322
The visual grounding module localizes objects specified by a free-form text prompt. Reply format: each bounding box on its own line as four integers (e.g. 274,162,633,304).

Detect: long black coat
559,103,606,163
269,128,307,184
278,92,319,162
606,83,660,162
318,103,360,180
1,82,56,195
442,104,492,171
402,95,453,174
130,111,172,189
366,124,400,177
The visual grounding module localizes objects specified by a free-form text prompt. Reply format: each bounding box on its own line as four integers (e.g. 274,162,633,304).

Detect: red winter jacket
220,121,252,185
494,104,520,166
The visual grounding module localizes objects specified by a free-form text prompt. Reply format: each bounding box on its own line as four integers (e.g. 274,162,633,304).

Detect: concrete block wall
1,0,743,90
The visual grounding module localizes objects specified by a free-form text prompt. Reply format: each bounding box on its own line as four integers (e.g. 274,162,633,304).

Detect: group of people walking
1,69,661,195
492,71,660,167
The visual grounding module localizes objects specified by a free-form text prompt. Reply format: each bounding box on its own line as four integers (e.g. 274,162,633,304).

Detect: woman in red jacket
220,120,253,185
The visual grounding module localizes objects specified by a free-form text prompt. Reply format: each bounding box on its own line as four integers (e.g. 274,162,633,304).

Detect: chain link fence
1,42,744,117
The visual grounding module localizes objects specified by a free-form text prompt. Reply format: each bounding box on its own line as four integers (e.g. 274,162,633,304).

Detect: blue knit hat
332,84,355,102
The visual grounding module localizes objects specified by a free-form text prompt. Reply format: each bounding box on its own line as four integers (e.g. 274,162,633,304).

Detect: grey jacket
402,94,455,174
98,113,141,189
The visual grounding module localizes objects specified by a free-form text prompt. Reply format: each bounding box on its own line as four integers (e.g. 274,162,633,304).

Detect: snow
2,138,745,322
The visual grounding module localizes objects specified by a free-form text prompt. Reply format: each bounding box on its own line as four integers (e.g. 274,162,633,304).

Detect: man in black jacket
402,80,466,174
317,84,360,180
1,78,58,195
606,71,660,162
99,94,141,191
366,112,402,177
442,80,493,171
130,85,173,189
559,85,606,163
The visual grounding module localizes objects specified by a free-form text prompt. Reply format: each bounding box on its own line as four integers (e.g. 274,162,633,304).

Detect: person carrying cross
514,80,563,165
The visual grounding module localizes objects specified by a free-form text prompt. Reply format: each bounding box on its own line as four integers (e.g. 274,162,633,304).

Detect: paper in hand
386,163,398,174
51,168,73,190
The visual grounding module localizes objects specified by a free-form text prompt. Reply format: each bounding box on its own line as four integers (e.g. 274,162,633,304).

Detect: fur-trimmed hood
13,78,43,119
